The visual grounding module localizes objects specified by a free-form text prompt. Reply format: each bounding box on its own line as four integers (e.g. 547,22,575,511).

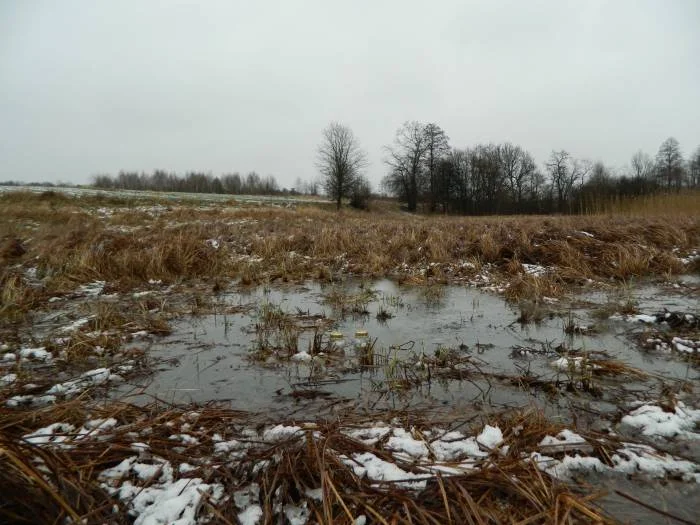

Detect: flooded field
1,191,699,524
128,280,698,421
4,276,697,523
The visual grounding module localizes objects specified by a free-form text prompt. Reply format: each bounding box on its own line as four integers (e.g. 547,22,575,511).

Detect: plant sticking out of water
516,300,548,325
504,274,564,303
421,283,445,306
433,345,458,368
238,261,263,286
561,353,598,394
250,301,332,361
562,310,577,334
375,305,393,322
322,286,377,318
592,286,640,320
562,311,596,335
279,323,300,358
356,336,377,368
370,343,424,392
381,292,404,309
307,327,325,356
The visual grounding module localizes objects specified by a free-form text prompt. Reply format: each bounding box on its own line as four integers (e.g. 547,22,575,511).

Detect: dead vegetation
0,400,619,524
1,191,698,313
1,190,698,523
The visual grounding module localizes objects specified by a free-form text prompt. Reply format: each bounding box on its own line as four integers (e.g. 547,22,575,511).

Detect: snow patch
620,403,700,440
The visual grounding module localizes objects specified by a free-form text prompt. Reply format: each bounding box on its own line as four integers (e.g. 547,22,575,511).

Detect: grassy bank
2,191,698,318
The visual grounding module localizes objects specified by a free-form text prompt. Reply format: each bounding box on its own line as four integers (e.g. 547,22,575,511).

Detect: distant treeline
92,171,320,196
0,181,63,187
381,123,700,214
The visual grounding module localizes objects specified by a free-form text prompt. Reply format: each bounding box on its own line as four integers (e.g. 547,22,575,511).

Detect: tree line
380,122,699,214
317,121,699,214
80,124,700,214
91,170,308,196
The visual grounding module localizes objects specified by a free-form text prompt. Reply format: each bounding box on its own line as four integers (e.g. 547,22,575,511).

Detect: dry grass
2,192,698,303
0,401,617,524
582,191,700,216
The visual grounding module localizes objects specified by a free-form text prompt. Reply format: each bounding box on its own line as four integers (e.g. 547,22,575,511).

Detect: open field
1,189,699,524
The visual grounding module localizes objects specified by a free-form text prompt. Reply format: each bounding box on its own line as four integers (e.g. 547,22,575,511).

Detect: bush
349,177,371,210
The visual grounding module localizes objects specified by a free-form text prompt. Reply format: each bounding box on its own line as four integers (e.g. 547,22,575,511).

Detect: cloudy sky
2,0,698,188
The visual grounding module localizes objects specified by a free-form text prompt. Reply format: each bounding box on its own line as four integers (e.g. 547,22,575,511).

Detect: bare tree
498,143,536,206
630,150,654,180
655,137,685,190
383,121,431,212
316,122,367,210
546,150,591,212
546,150,570,211
423,123,450,212
689,146,700,189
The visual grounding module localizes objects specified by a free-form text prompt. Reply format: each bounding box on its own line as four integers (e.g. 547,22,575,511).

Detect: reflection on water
120,280,697,421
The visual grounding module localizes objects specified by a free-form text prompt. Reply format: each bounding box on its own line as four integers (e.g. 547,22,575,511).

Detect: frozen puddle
120,280,698,421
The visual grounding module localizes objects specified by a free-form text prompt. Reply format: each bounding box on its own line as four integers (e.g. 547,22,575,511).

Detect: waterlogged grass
1,190,699,524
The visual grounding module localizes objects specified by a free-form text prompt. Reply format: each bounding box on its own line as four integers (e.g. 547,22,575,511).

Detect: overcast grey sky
1,0,698,188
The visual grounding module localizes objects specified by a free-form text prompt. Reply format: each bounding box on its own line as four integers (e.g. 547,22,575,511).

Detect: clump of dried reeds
0,401,615,524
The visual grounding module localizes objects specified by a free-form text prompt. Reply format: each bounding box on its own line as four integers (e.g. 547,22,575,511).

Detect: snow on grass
343,426,391,445
234,484,263,525
46,367,118,396
531,452,607,480
476,425,503,450
386,428,429,458
539,429,587,448
238,505,263,525
283,502,310,525
671,336,698,354
290,351,313,362
262,424,303,442
612,442,699,482
59,316,92,333
677,250,700,265
522,264,548,276
169,434,200,446
629,314,658,324
0,373,17,386
5,367,122,407
620,402,700,440
6,394,57,407
76,280,105,297
550,356,600,371
99,455,224,525
24,423,76,445
23,418,117,445
18,347,52,362
14,407,700,525
346,452,429,490
532,442,699,483
430,433,485,461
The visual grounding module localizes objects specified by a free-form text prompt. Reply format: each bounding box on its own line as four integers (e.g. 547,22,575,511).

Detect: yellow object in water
330,331,343,340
